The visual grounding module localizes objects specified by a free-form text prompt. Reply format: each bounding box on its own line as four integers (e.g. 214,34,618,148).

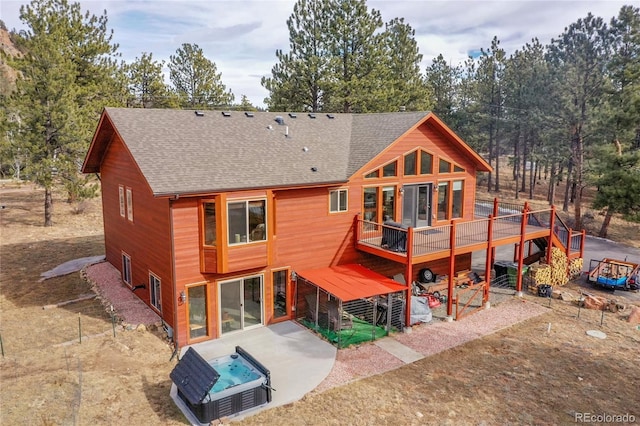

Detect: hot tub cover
170,347,220,405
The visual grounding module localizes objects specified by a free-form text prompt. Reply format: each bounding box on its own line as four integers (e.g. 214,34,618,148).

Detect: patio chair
326,299,353,332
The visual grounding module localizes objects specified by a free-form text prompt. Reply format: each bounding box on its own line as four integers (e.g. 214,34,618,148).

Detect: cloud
1,0,630,108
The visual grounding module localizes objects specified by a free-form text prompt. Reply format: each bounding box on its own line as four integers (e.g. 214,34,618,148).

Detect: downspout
169,199,179,350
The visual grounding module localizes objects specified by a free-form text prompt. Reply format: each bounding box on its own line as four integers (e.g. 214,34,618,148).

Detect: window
454,164,465,172
452,180,464,218
437,182,450,220
203,202,216,246
188,285,207,340
228,200,267,244
363,187,378,222
420,151,433,174
121,253,131,286
273,270,288,319
382,161,397,177
126,188,133,221
329,189,347,213
382,186,396,221
439,159,451,173
404,151,417,176
365,170,379,179
149,273,161,311
118,185,125,217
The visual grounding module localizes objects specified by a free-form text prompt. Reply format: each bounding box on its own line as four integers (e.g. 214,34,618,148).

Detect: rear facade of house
83,108,492,347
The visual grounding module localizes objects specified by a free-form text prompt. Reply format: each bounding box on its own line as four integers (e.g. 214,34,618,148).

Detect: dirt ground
1,183,639,426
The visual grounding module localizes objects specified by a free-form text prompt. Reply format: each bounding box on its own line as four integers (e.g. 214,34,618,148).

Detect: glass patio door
402,184,432,228
219,276,263,335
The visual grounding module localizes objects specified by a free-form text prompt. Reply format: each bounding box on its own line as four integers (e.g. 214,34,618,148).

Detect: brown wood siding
352,122,479,225
273,187,361,271
99,135,174,327
227,244,268,271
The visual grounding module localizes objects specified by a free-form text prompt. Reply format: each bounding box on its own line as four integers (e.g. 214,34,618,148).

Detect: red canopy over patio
296,264,407,301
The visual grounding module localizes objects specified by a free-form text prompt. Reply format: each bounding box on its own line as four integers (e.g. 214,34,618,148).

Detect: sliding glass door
219,275,263,334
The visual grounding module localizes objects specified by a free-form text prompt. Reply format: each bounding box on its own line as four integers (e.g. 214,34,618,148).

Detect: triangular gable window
454,164,465,172
439,159,452,173
364,160,398,179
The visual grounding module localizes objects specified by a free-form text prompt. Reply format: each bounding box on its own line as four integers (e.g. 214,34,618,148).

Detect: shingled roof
83,108,475,196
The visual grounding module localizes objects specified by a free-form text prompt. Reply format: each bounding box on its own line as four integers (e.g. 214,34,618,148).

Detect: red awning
297,264,407,302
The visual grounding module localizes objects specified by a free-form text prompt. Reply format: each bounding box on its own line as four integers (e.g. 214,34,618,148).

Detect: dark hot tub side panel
171,345,271,423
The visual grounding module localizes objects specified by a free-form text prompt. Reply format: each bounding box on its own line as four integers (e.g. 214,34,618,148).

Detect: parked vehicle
587,258,640,291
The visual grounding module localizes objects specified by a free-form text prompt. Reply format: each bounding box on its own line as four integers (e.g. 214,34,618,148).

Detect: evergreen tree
168,43,234,109
475,36,506,192
323,0,385,112
262,0,331,112
425,54,462,124
126,52,178,108
263,0,426,113
546,13,611,228
3,0,121,226
380,18,431,112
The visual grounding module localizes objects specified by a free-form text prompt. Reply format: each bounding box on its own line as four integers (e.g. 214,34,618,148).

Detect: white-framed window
329,189,348,213
126,188,133,222
149,272,161,311
122,253,132,286
227,199,267,245
118,185,125,217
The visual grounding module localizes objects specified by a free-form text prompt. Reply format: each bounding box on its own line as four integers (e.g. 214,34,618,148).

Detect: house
82,108,583,347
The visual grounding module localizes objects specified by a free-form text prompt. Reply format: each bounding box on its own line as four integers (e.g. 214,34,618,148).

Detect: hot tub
170,346,272,424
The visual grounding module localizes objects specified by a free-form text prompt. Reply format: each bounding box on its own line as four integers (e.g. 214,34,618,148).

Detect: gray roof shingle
99,108,430,196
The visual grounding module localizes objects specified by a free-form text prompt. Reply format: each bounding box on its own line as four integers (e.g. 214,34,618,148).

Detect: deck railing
355,201,584,261
413,224,451,253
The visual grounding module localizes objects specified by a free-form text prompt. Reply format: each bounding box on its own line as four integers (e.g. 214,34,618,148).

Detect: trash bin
494,261,528,287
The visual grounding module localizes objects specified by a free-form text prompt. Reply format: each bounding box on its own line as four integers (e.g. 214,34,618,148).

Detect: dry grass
1,182,639,425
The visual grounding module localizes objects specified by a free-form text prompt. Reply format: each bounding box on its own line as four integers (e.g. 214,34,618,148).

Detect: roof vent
194,111,204,117
221,111,231,117
311,167,318,172
326,114,335,119
302,147,309,152
288,113,297,118
245,112,254,117
274,116,285,125
267,124,273,130
308,113,316,119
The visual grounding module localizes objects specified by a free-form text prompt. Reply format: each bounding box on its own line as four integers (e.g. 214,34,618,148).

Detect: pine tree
3,0,122,226
380,18,431,112
126,52,178,108
546,13,611,229
261,0,331,112
168,43,234,109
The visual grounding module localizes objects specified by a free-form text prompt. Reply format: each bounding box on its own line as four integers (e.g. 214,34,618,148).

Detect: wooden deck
356,208,581,265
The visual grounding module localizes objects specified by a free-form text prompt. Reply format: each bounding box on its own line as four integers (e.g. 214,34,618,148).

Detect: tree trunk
487,121,494,192
521,132,528,193
44,187,53,227
573,132,584,230
494,107,501,192
598,208,613,238
562,160,572,212
548,163,557,205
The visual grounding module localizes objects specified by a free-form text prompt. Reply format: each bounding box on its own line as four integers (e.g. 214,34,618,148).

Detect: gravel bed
83,261,161,326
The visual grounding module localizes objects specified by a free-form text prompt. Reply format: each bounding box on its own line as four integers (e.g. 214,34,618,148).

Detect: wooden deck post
516,203,528,294
405,227,414,329
484,214,494,303
580,230,586,259
547,205,556,265
446,220,457,318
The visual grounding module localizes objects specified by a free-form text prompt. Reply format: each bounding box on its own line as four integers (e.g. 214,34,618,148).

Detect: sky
0,1,632,108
